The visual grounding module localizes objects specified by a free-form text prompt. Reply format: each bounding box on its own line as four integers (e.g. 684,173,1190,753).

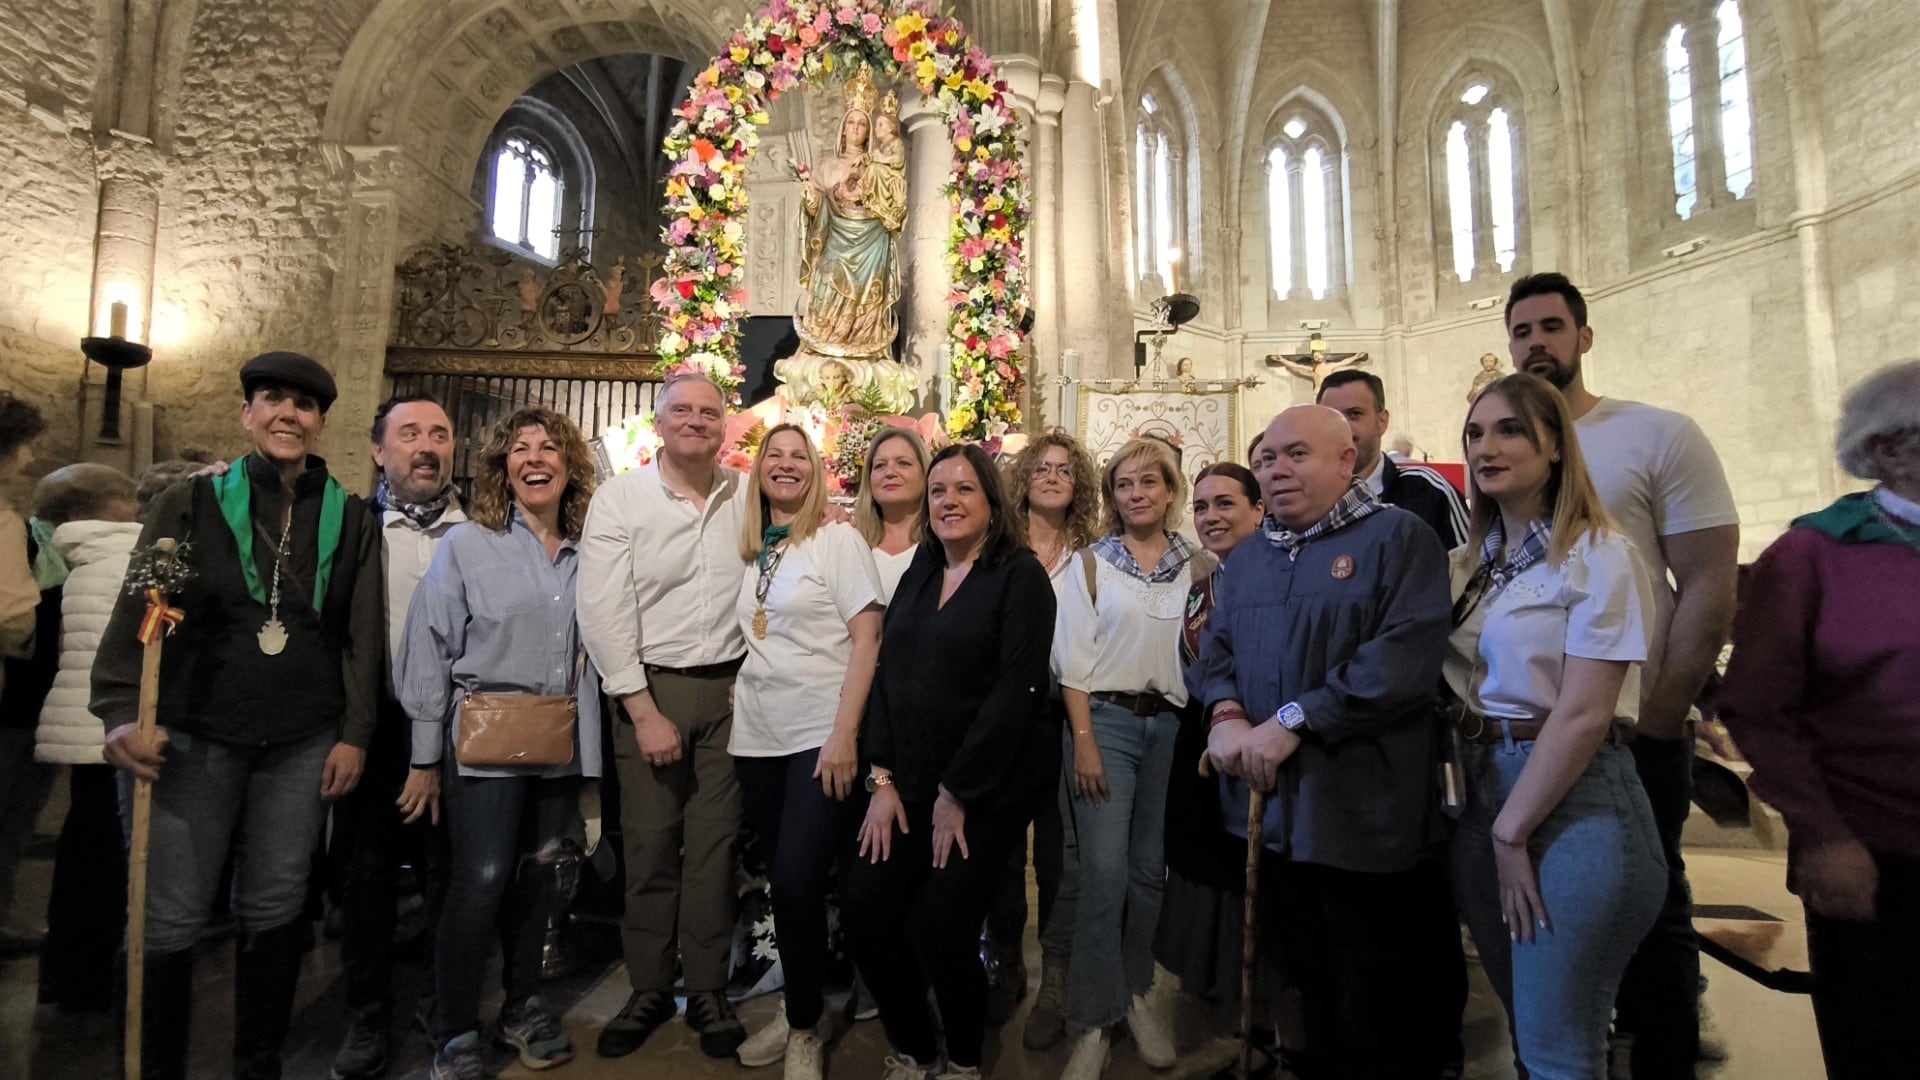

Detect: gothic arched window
1437,76,1526,284
490,135,565,260
1265,106,1346,303
1658,0,1754,221
1133,85,1188,294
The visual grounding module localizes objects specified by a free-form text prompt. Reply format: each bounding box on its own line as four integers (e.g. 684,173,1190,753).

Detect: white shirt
1575,398,1739,688
1361,454,1388,496
381,502,467,682
872,545,917,606
1444,531,1655,725
1051,548,1191,707
732,523,882,756
578,462,748,697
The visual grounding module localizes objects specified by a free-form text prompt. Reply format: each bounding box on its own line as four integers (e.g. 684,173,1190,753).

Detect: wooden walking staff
123,538,189,1080
1194,752,1279,1080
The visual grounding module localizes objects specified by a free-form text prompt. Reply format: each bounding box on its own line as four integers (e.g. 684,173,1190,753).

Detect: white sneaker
738,1010,790,1067
783,1030,824,1080
933,1066,982,1079
881,1054,931,1080
1062,1029,1112,1080
1127,989,1177,1068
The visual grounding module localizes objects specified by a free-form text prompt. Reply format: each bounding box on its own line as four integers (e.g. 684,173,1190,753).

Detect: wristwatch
863,771,894,794
1275,701,1309,733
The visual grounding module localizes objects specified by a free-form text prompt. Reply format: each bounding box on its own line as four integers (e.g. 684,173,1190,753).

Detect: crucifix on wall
1266,331,1367,392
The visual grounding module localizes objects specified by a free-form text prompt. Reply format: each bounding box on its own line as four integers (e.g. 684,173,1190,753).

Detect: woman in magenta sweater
1719,359,1920,1080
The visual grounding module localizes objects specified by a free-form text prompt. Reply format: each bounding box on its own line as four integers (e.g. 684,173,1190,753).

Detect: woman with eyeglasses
993,431,1103,1047
1443,373,1664,1078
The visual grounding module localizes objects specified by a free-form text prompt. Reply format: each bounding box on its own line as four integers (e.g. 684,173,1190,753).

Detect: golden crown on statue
844,63,879,114
880,89,900,118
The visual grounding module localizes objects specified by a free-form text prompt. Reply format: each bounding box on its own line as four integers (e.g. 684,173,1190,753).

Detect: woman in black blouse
844,443,1057,1080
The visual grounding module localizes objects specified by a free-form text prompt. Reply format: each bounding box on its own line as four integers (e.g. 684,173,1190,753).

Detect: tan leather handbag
454,653,583,768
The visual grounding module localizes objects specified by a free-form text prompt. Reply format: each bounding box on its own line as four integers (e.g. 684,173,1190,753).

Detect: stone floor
0,772,1827,1079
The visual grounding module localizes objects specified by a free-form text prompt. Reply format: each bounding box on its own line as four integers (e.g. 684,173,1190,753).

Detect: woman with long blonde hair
730,424,885,1080
397,406,602,1076
1444,374,1666,1078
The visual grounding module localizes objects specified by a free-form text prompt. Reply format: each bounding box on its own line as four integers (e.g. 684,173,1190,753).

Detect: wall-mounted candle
109,301,128,340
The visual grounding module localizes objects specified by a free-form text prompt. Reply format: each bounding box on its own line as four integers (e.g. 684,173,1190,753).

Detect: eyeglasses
1029,462,1074,479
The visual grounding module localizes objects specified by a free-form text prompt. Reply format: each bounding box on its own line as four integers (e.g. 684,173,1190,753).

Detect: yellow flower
955,137,972,153
895,12,928,35
944,71,963,91
984,194,1003,211
966,79,993,102
730,44,748,63
689,206,705,222
916,56,937,83
909,40,930,61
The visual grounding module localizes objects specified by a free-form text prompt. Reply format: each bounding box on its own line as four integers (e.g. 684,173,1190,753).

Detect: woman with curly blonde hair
397,406,603,1076
990,430,1103,1047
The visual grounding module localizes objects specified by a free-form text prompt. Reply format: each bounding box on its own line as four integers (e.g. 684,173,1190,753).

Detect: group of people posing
3,269,1913,1080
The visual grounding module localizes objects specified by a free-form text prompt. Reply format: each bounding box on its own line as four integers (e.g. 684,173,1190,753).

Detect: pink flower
836,9,858,27
861,12,882,33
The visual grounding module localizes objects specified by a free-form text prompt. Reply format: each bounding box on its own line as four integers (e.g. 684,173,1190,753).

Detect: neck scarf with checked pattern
1481,516,1553,591
1263,479,1383,559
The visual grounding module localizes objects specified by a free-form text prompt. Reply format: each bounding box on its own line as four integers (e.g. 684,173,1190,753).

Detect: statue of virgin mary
793,65,906,363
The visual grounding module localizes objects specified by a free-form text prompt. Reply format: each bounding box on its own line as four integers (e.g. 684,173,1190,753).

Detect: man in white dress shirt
579,373,750,1060
1507,272,1740,1077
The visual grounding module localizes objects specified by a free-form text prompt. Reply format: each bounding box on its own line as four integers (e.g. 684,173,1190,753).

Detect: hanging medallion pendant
752,606,768,641
258,617,288,656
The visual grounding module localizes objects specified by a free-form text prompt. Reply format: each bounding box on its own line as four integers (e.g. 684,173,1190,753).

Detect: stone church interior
2,0,1915,1077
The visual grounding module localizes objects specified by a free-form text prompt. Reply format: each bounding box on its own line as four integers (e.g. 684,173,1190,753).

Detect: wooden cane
125,537,179,1080
1199,751,1269,1079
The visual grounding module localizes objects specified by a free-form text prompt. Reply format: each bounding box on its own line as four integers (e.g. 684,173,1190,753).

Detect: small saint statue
1467,352,1502,404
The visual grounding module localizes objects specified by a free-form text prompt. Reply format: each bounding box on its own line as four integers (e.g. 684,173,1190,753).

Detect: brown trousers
612,667,741,993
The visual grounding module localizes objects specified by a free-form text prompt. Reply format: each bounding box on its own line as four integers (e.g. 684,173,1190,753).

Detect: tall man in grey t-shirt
1507,273,1741,1077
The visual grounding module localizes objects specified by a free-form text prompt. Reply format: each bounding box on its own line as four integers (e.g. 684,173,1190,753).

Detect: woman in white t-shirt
997,430,1104,1048
1444,374,1665,1080
853,426,929,604
730,424,884,1079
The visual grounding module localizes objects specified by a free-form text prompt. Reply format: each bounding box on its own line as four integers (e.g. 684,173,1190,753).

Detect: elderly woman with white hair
1719,359,1920,1080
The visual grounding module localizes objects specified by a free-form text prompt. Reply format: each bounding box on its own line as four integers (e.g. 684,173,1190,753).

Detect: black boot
136,948,195,1080
233,923,307,1080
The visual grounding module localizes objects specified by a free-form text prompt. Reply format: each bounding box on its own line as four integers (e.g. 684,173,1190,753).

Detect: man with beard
1506,273,1740,1078
578,373,750,1060
95,352,384,1079
1194,405,1459,1078
328,393,463,1080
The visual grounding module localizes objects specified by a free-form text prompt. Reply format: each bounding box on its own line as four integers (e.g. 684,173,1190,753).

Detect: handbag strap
566,646,585,696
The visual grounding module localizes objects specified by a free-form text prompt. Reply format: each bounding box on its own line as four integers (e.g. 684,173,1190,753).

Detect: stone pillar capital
92,129,164,186
1037,74,1067,121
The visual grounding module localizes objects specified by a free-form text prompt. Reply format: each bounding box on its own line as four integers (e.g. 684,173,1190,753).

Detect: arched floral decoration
654,0,1030,440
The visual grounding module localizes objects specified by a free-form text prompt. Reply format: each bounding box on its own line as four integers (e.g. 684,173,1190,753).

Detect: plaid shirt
1263,479,1384,560
1090,530,1201,584
1481,516,1553,593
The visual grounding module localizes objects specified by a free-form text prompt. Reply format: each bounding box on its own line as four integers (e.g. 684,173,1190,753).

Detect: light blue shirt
396,510,603,779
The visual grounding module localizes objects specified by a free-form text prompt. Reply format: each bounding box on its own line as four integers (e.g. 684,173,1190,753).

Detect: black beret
239,352,338,412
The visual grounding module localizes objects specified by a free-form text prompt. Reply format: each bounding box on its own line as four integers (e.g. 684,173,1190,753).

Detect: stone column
901,87,954,409
1059,80,1110,377
81,130,165,471
1032,73,1067,425
323,144,410,492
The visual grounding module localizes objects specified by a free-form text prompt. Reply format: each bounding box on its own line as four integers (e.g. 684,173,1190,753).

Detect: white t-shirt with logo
1444,531,1655,725
1574,397,1739,687
731,522,883,757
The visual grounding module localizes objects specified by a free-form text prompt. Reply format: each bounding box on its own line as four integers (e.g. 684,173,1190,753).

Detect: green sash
211,457,348,610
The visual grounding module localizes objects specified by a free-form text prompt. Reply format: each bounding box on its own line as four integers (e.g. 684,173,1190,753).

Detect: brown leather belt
1092,689,1175,717
1457,712,1624,745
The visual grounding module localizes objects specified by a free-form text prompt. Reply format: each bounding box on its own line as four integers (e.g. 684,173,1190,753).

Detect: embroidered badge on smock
1331,554,1355,580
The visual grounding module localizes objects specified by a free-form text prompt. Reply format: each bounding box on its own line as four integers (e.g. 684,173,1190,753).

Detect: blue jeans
1615,733,1702,1076
1452,735,1666,1080
1065,698,1177,1029
143,727,334,953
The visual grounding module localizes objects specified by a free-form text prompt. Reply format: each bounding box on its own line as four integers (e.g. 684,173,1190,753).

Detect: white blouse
1443,530,1654,726
732,523,882,756
871,545,917,606
1051,546,1192,707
